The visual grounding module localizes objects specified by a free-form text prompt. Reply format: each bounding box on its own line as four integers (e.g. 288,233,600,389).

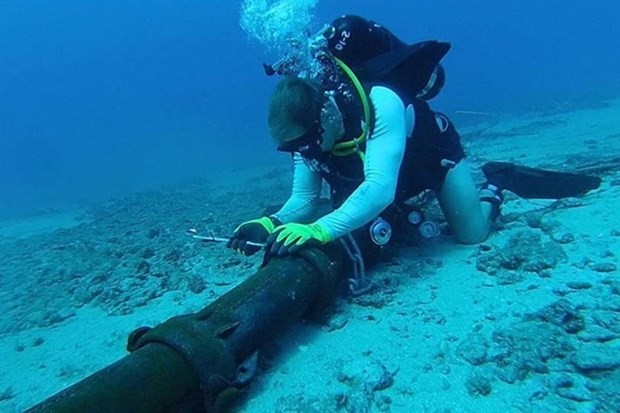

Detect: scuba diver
25,15,603,413
227,15,601,257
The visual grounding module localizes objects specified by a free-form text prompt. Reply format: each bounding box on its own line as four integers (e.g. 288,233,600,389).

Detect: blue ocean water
1,0,618,220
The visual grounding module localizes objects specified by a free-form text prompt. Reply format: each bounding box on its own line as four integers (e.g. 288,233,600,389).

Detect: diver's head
268,76,343,157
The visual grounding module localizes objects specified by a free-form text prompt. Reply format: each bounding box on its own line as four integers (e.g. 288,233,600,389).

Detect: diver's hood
354,40,451,99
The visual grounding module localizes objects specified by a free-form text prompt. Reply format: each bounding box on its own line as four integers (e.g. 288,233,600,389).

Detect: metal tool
185,229,267,248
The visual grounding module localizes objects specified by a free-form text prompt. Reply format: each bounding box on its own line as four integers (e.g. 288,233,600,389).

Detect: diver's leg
437,159,498,244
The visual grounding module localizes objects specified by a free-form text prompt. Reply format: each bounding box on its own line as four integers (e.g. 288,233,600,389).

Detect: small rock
457,335,489,366
136,260,150,274
566,281,592,290
592,310,619,331
573,258,593,269
554,233,575,244
147,228,160,239
524,299,585,334
495,364,522,384
571,342,620,372
554,374,573,389
556,385,592,402
578,324,619,343
326,314,349,332
44,309,76,326
553,373,593,402
497,271,524,285
591,262,616,273
528,388,549,403
186,274,206,294
465,370,492,396
375,395,392,412
221,258,242,269
524,213,543,229
337,357,397,391
538,270,552,279
601,250,615,258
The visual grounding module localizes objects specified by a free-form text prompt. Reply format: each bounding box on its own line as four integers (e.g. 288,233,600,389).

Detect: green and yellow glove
227,216,278,256
267,222,332,256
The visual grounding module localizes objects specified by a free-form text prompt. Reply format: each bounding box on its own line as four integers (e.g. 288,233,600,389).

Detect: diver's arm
316,86,407,239
272,153,322,224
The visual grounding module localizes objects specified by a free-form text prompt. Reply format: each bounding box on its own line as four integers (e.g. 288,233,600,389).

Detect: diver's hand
227,217,277,256
267,222,331,256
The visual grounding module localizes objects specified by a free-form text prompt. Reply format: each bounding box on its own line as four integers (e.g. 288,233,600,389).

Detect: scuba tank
325,15,450,101
264,15,450,103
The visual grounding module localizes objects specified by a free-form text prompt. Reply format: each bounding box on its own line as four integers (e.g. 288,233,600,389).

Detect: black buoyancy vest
327,15,451,100
313,95,442,209
306,16,452,207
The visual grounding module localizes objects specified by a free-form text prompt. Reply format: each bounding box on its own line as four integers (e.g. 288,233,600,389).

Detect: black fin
482,162,602,199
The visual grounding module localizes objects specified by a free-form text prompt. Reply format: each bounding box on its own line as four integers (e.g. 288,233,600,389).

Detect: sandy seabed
1,98,619,413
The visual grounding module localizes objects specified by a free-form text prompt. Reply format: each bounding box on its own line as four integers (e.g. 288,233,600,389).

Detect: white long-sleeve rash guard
272,86,410,240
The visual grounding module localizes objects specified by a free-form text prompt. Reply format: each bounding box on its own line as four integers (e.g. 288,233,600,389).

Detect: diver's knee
455,225,490,245
447,204,492,244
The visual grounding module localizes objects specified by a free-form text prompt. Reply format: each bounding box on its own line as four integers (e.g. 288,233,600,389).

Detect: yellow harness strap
330,57,372,161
